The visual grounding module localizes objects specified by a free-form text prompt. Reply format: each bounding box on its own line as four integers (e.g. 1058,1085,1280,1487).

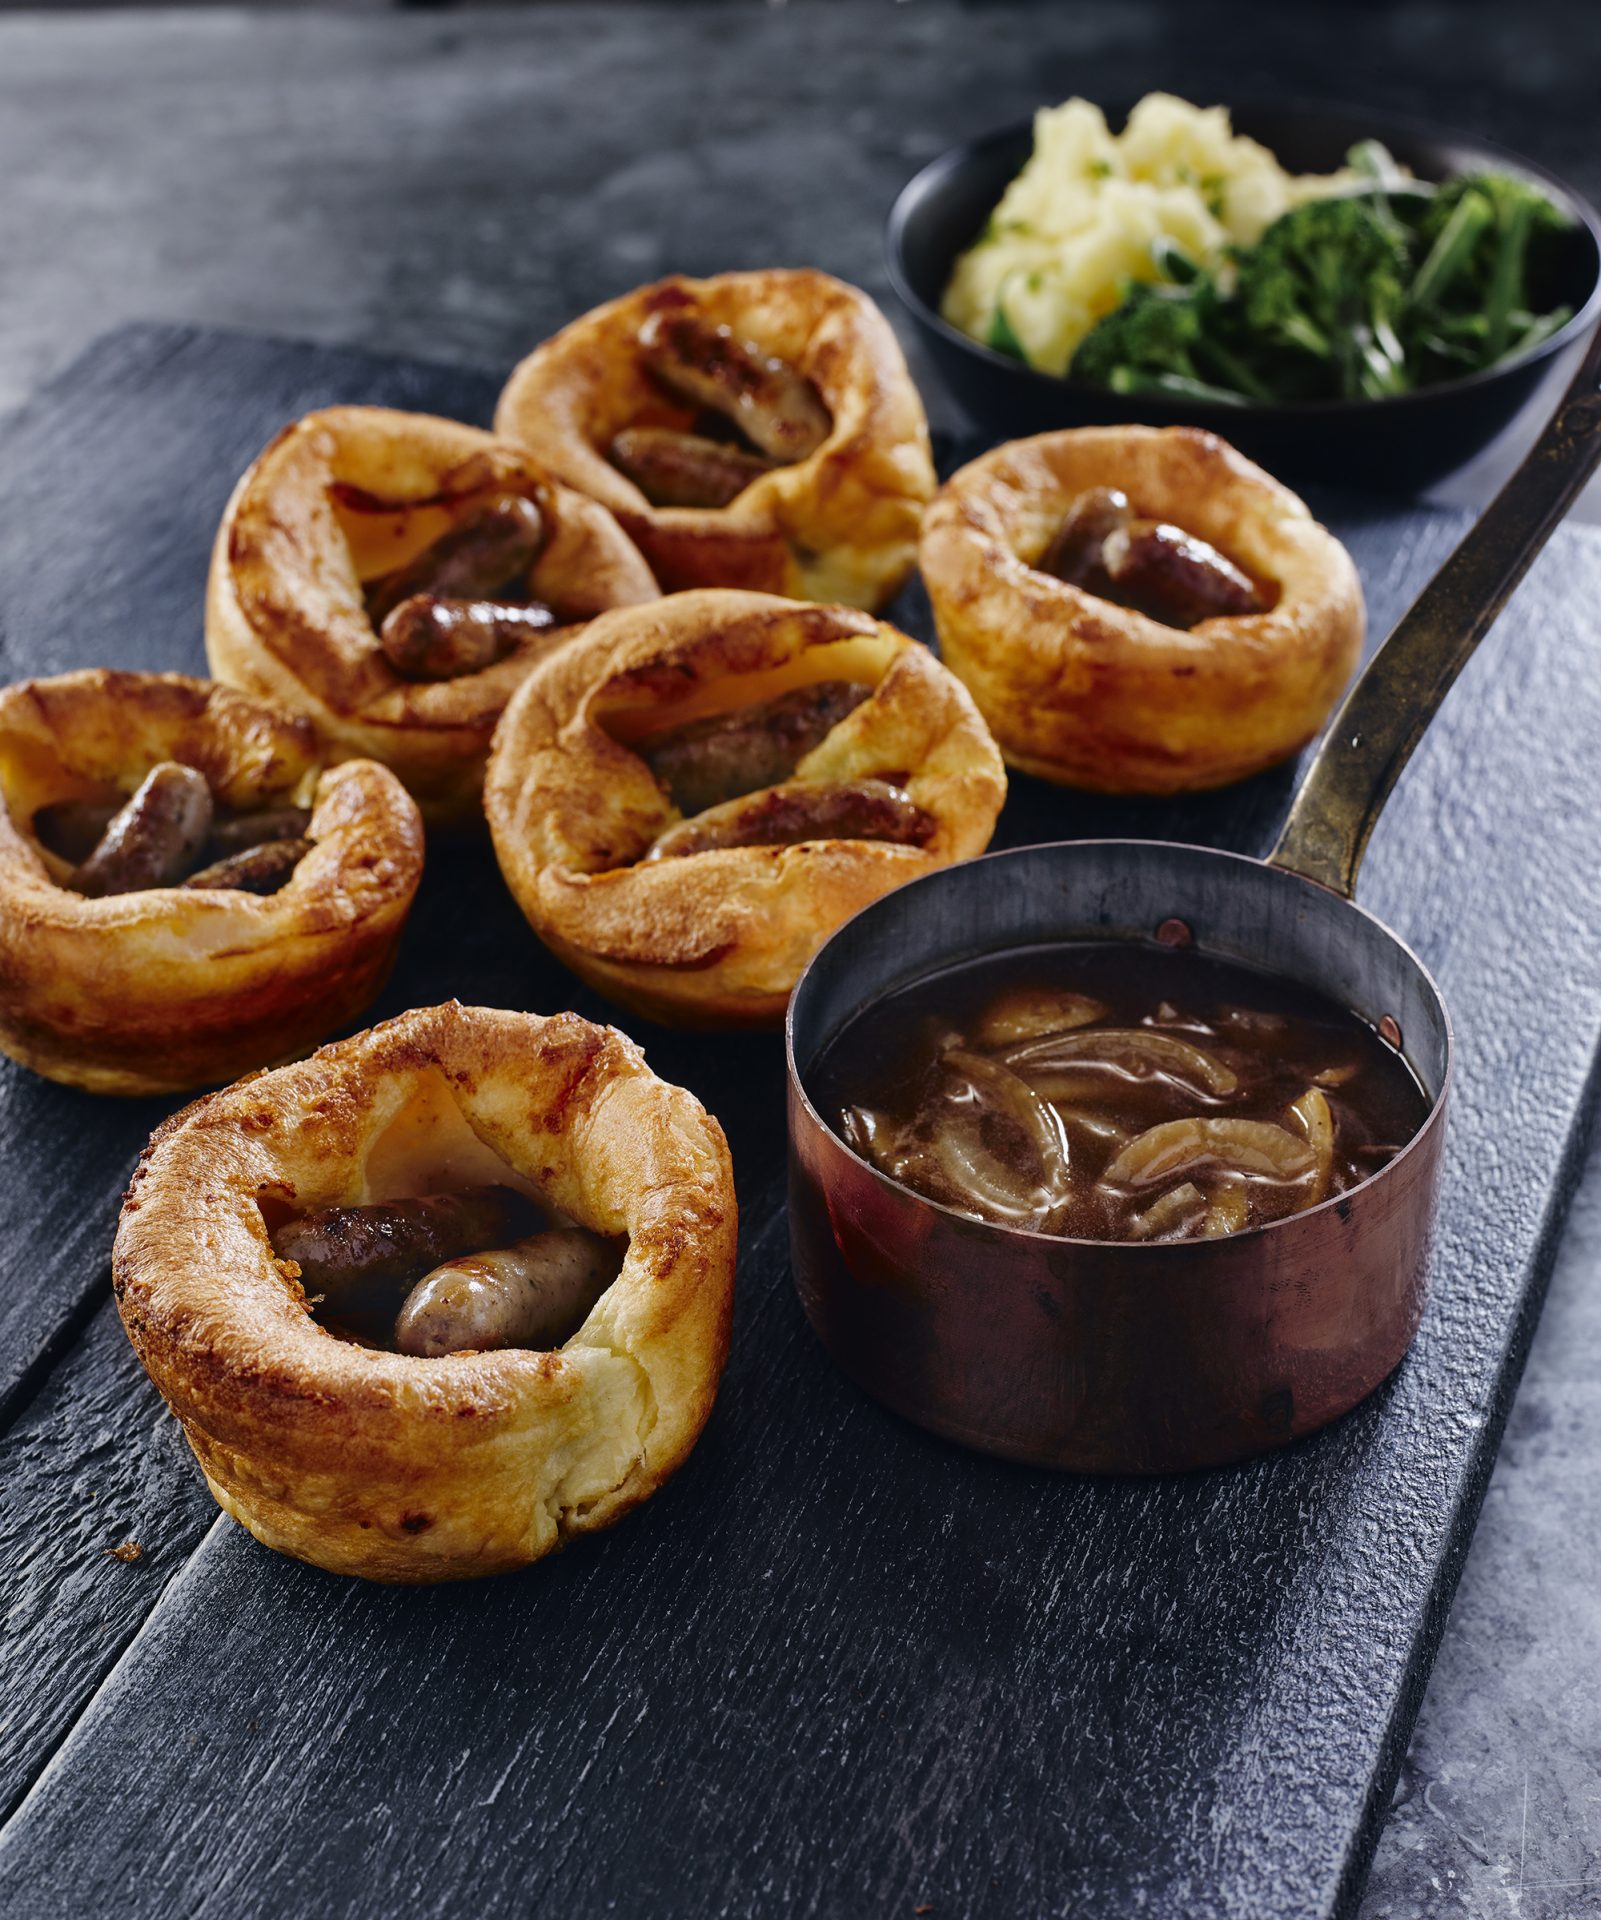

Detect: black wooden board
3,323,1601,1919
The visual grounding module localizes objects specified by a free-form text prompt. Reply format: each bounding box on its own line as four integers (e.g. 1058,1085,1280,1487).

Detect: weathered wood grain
0,1300,218,1822
2,324,1601,1920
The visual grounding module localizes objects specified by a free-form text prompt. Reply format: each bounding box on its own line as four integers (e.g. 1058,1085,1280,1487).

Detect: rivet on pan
1378,1014,1403,1049
1155,918,1192,949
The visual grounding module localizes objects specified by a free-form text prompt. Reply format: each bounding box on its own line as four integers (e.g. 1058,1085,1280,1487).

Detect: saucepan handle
1269,317,1601,897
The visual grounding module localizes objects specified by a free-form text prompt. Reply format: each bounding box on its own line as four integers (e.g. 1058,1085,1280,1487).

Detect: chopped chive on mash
987,302,1028,361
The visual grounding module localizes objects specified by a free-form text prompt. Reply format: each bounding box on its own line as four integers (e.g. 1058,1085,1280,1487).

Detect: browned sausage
364,493,547,624
1037,487,1133,584
637,310,832,463
71,763,214,897
183,837,312,895
378,594,558,680
608,424,774,509
642,680,872,815
647,776,935,860
271,1185,540,1313
394,1229,625,1356
1037,487,1270,628
32,799,120,865
206,806,313,856
1101,521,1270,625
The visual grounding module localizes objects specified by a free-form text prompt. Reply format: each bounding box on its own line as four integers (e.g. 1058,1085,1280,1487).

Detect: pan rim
786,836,1455,1255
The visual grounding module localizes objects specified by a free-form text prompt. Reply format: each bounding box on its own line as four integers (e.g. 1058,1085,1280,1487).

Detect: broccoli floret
1064,166,1571,406
1070,281,1210,386
1408,186,1496,313
1232,196,1411,399
1069,262,1266,399
1411,171,1572,360
1419,170,1569,260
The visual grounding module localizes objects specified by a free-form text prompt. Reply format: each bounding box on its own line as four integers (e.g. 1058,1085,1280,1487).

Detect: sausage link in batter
647,775,934,861
206,806,313,856
183,837,312,895
608,424,775,510
394,1228,625,1356
71,763,214,898
1102,521,1269,625
378,594,558,681
637,309,832,463
272,1185,540,1312
641,679,871,816
364,493,547,625
1037,487,1134,585
1038,486,1270,627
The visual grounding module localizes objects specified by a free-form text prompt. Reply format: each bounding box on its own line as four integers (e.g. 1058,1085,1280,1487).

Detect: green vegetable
1408,188,1495,312
1484,195,1532,358
1107,367,1249,407
1348,139,1408,193
1233,195,1411,399
1150,236,1203,285
1071,279,1223,386
1491,302,1574,366
987,298,1028,362
1065,158,1573,404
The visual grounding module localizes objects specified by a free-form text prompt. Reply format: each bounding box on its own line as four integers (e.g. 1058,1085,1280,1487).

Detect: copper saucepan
786,323,1601,1473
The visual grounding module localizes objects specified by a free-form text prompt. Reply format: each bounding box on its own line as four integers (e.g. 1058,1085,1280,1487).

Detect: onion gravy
815,941,1429,1243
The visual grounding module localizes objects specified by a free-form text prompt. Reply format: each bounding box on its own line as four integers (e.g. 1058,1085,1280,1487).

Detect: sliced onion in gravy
1101,1117,1314,1192
1288,1087,1335,1204
1003,1028,1238,1101
973,988,1108,1048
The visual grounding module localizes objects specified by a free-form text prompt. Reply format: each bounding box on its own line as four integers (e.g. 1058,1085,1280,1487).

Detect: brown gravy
813,941,1430,1243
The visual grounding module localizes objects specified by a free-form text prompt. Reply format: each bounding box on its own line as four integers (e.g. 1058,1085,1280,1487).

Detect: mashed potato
942,95,1351,375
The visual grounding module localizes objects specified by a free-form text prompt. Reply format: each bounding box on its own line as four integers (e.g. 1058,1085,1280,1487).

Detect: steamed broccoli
1232,195,1410,399
1067,148,1574,405
1409,170,1573,372
1069,282,1211,388
1069,257,1269,404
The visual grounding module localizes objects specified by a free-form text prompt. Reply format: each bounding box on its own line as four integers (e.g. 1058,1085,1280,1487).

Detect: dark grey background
0,6,1598,1915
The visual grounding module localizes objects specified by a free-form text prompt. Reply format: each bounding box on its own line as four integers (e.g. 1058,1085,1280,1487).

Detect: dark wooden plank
1359,1118,1601,1914
3,323,1601,1919
0,1301,217,1822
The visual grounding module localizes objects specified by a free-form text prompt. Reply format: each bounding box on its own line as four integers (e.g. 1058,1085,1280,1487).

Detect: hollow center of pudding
32,764,311,898
1037,487,1278,628
269,1071,625,1356
605,308,833,510
594,640,935,860
814,940,1429,1244
330,483,560,682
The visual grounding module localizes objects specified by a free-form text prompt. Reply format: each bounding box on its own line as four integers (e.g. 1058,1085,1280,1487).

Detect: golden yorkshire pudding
483,588,1007,1028
919,426,1365,793
493,270,936,613
0,671,422,1096
205,406,659,823
113,1001,738,1583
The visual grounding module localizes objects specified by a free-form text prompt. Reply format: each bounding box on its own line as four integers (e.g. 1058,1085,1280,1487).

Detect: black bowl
887,101,1601,492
